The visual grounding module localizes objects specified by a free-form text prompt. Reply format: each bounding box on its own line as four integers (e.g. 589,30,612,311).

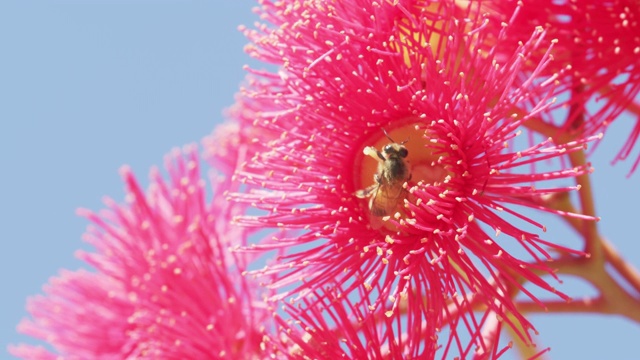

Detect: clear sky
1,1,639,359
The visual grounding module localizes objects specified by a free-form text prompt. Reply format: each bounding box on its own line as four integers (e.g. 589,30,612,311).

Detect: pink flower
231,0,598,356
9,270,133,360
10,143,275,359
271,279,516,359
483,0,640,172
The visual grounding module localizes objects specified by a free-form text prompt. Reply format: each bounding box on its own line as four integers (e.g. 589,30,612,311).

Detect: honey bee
356,130,411,217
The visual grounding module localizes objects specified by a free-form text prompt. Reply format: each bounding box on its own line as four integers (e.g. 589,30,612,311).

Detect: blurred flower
10,141,276,359
482,0,640,171
9,270,134,360
231,0,597,355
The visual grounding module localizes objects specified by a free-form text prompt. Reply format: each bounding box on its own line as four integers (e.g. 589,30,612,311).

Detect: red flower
231,0,598,356
10,144,275,359
483,0,640,172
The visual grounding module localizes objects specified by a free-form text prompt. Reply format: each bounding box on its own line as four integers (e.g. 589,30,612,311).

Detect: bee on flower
355,130,411,217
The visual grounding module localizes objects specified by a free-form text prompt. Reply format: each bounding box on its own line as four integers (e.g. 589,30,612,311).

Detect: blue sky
1,1,639,359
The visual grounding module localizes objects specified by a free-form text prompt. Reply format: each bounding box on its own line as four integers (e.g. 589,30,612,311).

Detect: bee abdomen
370,205,388,217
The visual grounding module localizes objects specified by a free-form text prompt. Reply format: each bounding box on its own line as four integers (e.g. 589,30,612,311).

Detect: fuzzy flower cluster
11,0,638,359
481,0,640,170
231,0,602,357
10,144,278,359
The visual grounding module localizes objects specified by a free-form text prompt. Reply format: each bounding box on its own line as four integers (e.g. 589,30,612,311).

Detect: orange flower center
354,121,450,231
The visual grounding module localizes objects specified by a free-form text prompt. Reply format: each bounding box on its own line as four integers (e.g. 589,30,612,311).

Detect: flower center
354,121,450,231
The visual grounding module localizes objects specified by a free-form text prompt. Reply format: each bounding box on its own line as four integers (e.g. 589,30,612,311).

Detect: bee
356,130,411,217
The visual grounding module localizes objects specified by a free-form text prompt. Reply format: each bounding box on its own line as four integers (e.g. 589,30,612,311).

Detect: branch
601,238,640,297
516,297,606,315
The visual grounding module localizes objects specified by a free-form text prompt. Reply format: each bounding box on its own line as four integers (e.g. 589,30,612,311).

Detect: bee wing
355,184,378,199
370,184,406,217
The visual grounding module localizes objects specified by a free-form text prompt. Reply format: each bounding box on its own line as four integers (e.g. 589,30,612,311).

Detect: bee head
383,143,409,158
381,129,409,158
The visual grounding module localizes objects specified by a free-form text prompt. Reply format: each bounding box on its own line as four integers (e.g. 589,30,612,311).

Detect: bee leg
363,146,386,162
